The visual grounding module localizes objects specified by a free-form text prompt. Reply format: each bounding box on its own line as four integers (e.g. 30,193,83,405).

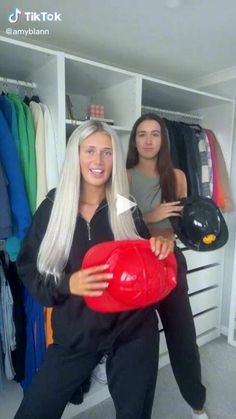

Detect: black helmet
170,196,228,251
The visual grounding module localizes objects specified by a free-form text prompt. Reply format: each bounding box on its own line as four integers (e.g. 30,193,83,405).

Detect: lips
89,168,105,177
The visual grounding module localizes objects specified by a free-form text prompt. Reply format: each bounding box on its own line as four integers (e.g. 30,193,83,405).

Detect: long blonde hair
37,120,141,279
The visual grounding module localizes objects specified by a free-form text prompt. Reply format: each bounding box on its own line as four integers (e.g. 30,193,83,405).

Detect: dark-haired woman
126,113,208,419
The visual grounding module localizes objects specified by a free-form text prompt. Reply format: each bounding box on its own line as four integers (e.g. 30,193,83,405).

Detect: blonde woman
15,120,173,419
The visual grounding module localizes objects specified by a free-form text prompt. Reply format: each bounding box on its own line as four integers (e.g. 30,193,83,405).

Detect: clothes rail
142,105,203,121
0,76,37,89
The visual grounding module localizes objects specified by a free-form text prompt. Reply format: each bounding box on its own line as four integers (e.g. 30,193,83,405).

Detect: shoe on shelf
191,409,209,419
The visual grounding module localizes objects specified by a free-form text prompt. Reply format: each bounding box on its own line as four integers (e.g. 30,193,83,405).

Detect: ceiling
1,0,236,87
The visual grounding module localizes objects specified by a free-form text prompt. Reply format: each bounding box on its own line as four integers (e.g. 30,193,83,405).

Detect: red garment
205,129,225,208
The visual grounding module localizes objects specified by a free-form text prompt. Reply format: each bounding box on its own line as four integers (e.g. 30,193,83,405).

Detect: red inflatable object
82,240,177,312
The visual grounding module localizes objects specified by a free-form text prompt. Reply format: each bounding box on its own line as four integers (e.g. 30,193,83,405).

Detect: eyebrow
137,129,161,133
82,145,112,150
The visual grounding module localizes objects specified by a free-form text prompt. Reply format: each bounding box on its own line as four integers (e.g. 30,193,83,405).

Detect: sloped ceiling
0,0,236,85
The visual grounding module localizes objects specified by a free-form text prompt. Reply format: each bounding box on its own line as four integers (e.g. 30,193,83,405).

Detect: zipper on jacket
79,201,108,241
86,222,91,240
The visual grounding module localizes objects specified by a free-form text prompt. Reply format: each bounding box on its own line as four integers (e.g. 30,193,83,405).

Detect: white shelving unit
0,35,235,416
140,75,235,368
190,76,236,347
0,36,66,172
64,54,140,126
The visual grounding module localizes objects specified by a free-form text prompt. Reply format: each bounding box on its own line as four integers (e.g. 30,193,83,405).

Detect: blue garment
20,287,46,391
0,95,12,127
0,95,20,156
0,111,31,240
5,237,21,262
0,110,46,392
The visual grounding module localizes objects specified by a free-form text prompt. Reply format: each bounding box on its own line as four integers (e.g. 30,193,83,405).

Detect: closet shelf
66,119,131,132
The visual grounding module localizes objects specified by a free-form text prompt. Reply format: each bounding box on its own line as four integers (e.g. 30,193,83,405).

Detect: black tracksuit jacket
17,190,159,354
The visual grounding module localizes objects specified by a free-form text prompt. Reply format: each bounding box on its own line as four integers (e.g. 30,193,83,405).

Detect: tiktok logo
8,8,22,23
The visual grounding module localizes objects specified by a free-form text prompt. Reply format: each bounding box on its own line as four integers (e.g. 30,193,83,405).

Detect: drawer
194,308,219,335
184,248,223,271
187,265,222,294
158,307,219,356
190,287,220,315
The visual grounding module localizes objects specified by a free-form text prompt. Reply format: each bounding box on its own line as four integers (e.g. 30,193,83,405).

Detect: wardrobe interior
0,34,236,416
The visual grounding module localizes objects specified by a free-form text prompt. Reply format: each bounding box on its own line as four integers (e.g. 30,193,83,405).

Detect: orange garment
45,307,53,347
211,131,234,212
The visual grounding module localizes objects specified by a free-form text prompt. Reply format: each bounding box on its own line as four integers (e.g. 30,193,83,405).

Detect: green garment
23,101,37,214
8,94,37,214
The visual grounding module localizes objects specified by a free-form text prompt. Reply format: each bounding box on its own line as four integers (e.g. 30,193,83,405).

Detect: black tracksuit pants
158,247,206,411
14,247,205,417
14,333,159,419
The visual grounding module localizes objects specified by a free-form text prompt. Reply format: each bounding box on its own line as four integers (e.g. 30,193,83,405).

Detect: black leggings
14,333,159,419
158,247,206,410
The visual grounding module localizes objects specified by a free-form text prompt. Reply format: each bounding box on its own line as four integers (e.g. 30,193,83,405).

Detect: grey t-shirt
129,167,172,230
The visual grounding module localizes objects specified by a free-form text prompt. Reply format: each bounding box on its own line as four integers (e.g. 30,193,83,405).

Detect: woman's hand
69,264,113,297
144,201,183,223
150,236,174,260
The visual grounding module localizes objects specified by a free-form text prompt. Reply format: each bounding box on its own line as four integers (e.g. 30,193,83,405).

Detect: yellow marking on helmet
202,234,216,244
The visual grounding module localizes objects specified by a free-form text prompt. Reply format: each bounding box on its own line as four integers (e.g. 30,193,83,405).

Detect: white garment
30,102,47,207
0,264,16,380
40,103,59,191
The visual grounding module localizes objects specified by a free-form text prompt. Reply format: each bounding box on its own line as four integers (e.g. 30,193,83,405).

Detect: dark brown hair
126,113,177,202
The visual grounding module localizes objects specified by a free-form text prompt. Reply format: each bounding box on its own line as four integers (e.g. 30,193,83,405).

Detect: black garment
69,376,91,405
15,333,159,419
165,120,202,196
179,123,202,196
16,190,157,352
0,253,26,382
6,262,26,382
163,118,180,168
15,190,159,418
24,96,41,106
158,247,206,410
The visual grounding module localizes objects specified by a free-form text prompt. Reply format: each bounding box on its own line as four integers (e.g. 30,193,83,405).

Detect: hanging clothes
204,132,213,197
22,100,37,214
205,129,225,208
207,130,233,212
40,103,59,190
30,101,47,208
0,95,20,156
161,118,232,209
0,261,16,380
8,94,37,215
20,287,46,391
0,110,31,241
0,91,47,393
5,260,26,382
0,163,12,239
192,126,211,197
166,121,202,196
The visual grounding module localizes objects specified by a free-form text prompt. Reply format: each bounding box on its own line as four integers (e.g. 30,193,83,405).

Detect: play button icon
116,194,137,215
